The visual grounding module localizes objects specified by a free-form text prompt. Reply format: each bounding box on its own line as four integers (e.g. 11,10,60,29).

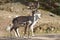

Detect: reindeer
7,10,41,37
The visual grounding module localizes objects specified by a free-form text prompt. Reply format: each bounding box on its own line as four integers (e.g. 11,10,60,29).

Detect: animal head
33,10,41,19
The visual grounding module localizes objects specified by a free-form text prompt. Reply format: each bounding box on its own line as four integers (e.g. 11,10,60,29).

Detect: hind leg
24,26,27,35
14,28,20,37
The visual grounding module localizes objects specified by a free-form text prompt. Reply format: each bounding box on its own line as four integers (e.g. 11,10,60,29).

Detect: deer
7,10,41,37
27,0,40,9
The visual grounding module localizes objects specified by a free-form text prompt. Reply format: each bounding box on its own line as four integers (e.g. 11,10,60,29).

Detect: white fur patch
6,24,13,31
15,15,20,17
38,14,41,18
6,26,11,31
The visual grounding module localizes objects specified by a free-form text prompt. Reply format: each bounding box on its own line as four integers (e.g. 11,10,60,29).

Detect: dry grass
0,3,60,37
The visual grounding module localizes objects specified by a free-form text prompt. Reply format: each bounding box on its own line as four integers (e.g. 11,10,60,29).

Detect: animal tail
10,26,14,32
6,24,13,32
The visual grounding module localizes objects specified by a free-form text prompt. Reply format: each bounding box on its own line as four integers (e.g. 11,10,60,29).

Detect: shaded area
0,0,60,16
0,34,60,40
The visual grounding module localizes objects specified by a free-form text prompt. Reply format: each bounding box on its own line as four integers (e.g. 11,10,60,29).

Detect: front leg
30,26,34,36
30,20,38,36
30,23,35,36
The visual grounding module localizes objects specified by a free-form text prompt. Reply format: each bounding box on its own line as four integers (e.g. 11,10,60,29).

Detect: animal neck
32,13,38,22
32,10,40,23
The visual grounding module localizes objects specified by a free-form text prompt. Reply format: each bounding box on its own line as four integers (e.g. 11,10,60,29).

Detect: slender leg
27,25,30,37
30,21,38,36
24,25,27,35
16,28,20,37
14,28,20,37
27,21,31,37
30,26,34,36
14,28,18,37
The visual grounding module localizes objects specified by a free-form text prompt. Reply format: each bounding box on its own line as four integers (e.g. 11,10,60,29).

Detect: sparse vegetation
0,0,60,37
